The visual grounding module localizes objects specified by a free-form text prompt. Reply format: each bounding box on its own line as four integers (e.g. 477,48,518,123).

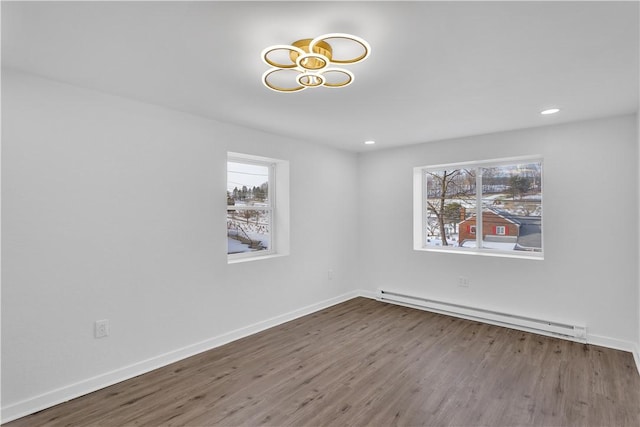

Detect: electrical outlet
95,319,110,338
458,276,470,288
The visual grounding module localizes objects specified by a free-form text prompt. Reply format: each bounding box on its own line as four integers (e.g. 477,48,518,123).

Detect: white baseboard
1,290,361,424
634,344,640,376
356,289,378,300
587,333,637,353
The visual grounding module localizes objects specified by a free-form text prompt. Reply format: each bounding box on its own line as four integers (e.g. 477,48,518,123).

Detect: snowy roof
495,210,542,249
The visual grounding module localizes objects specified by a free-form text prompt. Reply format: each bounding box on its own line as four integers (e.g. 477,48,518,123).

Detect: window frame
413,155,543,260
227,153,289,263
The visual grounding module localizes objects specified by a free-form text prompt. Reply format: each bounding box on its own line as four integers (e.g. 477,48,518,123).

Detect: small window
227,153,289,262
414,156,543,259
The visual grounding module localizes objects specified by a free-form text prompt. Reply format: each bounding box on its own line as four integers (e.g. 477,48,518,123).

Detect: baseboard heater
378,290,587,343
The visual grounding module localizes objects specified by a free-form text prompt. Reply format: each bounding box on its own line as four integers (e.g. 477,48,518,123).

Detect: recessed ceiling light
540,108,560,115
364,140,376,145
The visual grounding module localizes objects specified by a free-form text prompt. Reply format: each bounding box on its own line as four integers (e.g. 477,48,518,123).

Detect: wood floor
6,297,640,426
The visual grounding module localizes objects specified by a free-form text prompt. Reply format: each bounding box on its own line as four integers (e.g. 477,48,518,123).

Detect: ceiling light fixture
540,108,560,115
364,140,376,145
261,33,370,93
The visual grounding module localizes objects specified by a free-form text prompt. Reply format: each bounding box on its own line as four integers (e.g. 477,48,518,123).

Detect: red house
458,210,519,245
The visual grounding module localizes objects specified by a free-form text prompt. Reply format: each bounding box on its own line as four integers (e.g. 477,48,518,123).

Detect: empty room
1,1,639,426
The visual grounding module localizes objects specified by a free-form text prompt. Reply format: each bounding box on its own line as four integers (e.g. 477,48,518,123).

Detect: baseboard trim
356,289,378,300
634,344,640,376
587,334,637,353
1,290,360,424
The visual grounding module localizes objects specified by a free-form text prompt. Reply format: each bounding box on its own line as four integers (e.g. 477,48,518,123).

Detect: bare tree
241,209,254,225
426,169,475,246
426,219,439,237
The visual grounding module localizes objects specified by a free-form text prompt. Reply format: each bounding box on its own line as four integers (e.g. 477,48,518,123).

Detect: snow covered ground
426,231,516,250
460,240,517,250
426,237,459,247
228,237,252,254
426,236,516,251
227,211,270,254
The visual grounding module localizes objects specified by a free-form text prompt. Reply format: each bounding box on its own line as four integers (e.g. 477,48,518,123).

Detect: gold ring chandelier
261,33,371,93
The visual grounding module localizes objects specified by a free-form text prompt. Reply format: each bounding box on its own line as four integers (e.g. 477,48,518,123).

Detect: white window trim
413,155,543,260
227,152,289,263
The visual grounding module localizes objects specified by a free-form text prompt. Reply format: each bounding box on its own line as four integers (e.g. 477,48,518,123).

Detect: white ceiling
2,1,638,152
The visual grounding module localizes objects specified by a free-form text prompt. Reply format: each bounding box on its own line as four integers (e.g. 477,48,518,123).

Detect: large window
414,156,543,258
227,153,289,262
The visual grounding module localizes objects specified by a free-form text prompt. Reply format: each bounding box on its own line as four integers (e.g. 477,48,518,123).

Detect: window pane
425,168,476,247
227,161,271,255
479,162,542,252
227,162,269,205
417,157,543,258
227,208,271,254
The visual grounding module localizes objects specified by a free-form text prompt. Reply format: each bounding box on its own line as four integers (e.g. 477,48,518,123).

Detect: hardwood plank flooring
5,297,640,426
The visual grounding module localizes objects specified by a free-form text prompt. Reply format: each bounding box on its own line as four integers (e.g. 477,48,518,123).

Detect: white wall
358,115,639,350
0,70,359,418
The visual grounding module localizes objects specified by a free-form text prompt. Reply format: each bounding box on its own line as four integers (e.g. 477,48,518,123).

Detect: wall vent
378,290,587,343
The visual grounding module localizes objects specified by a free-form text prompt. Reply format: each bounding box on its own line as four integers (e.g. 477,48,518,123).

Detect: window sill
415,247,544,260
227,253,289,264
